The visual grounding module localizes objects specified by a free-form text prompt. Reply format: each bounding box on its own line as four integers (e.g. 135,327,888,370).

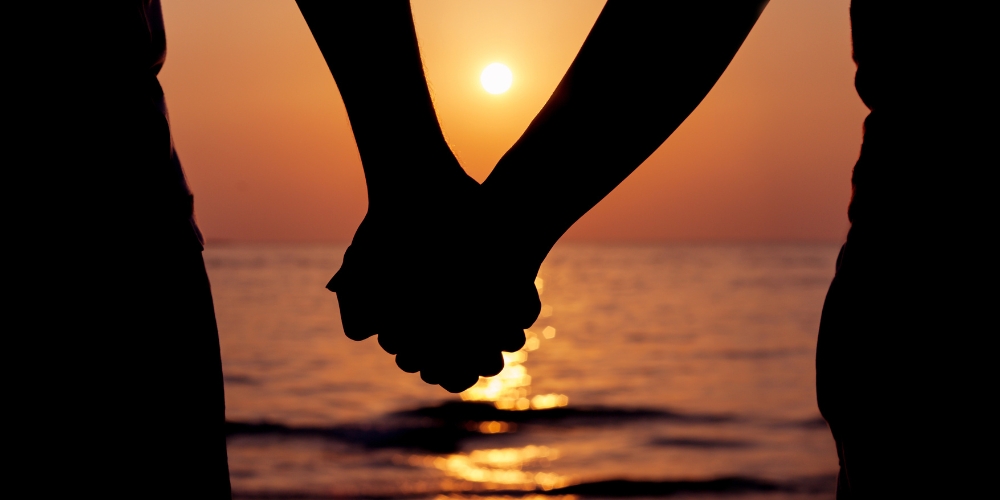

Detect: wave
695,348,810,360
227,401,737,453
227,419,473,454
550,476,779,496
649,437,753,449
396,401,736,424
231,475,836,499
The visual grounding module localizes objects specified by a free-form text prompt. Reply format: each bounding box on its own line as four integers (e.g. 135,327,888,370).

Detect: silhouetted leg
817,239,911,498
817,234,980,498
139,248,231,497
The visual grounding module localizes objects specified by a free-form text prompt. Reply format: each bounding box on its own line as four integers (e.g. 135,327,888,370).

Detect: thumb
326,269,342,292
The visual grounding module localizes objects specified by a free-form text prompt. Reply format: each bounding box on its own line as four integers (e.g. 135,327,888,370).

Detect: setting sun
480,63,512,94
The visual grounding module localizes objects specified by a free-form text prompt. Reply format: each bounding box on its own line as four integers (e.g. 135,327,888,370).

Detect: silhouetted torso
816,2,989,498
14,2,230,497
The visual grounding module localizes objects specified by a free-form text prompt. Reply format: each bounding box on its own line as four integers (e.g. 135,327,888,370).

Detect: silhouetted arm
482,0,768,272
296,1,475,210
297,1,525,393
296,0,479,333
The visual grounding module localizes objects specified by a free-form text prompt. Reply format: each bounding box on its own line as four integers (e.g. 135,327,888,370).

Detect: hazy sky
159,0,867,243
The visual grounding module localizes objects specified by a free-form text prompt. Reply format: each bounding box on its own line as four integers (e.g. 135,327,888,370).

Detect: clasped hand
328,169,541,393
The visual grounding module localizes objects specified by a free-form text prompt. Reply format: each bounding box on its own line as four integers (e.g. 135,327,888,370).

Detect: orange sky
159,0,867,243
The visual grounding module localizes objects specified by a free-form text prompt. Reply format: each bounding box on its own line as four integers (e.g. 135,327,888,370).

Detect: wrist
477,207,551,282
364,149,475,211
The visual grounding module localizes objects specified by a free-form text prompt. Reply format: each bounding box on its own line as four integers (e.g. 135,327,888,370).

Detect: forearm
482,0,768,266
296,1,471,208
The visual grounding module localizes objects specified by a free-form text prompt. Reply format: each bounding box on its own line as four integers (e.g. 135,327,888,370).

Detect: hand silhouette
298,1,541,393
328,171,540,392
299,1,763,394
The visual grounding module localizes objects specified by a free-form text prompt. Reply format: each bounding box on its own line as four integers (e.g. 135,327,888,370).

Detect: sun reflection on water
461,277,568,411
418,277,574,493
434,497,575,500
464,420,517,434
409,445,571,491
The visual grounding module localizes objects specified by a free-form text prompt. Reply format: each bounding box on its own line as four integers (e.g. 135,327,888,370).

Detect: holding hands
298,0,767,391
327,156,541,392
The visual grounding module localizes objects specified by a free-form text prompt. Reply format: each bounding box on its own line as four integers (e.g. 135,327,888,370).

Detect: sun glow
480,63,513,94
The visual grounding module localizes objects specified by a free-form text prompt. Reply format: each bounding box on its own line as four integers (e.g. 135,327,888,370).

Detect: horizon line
204,238,845,246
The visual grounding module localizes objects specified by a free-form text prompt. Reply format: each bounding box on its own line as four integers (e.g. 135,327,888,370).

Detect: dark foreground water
207,243,841,499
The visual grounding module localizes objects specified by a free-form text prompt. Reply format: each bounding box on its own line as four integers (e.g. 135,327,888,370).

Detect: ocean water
207,243,841,499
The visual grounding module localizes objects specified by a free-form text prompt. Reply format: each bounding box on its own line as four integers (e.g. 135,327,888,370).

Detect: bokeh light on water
461,277,570,411
407,445,570,491
440,273,572,492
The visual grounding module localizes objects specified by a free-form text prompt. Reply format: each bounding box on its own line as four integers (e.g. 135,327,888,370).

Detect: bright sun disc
480,63,512,94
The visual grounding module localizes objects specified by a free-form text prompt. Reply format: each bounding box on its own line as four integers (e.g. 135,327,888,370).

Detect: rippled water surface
208,243,841,499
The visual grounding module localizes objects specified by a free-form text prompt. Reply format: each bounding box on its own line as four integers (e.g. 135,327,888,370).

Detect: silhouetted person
814,2,988,498
304,0,987,497
15,2,231,497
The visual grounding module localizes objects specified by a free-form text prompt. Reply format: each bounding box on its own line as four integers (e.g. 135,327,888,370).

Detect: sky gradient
159,0,867,243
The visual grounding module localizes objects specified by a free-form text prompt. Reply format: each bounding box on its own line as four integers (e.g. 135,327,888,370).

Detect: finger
335,290,377,341
494,328,526,353
420,364,443,385
327,243,364,292
325,269,342,292
378,331,408,355
477,350,505,377
440,370,481,394
395,351,422,373
516,282,542,329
